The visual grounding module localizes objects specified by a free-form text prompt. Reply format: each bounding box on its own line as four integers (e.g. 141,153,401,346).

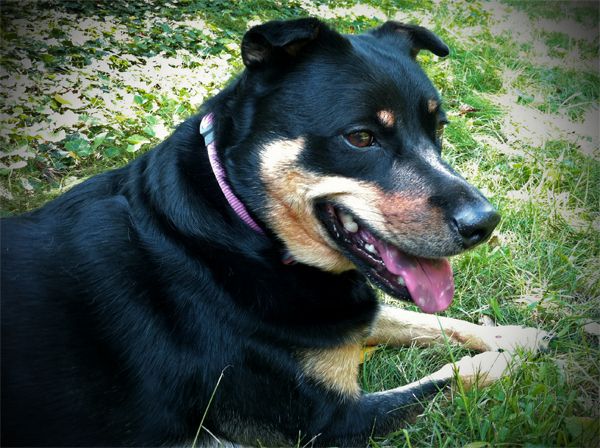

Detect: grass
1,0,599,446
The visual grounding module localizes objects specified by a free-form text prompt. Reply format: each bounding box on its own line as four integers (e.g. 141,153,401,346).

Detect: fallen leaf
487,234,500,247
53,93,72,106
462,442,491,448
48,110,79,128
515,294,540,306
553,357,568,380
479,315,496,327
0,185,13,200
459,104,480,115
582,320,600,337
127,134,149,145
0,147,35,159
564,416,599,442
57,91,87,110
0,160,28,170
20,177,34,192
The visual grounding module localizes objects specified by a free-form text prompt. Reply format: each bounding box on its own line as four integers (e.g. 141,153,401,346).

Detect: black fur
1,18,497,446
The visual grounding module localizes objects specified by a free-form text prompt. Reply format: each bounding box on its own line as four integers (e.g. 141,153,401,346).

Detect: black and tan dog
1,18,549,447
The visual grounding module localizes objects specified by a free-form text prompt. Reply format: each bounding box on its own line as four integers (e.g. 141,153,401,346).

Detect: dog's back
1,111,376,445
1,120,224,444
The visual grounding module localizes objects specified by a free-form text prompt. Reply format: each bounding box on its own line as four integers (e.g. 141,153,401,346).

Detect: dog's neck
200,113,264,234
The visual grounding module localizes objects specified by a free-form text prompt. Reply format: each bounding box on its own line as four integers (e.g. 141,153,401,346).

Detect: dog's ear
373,21,449,58
241,18,322,68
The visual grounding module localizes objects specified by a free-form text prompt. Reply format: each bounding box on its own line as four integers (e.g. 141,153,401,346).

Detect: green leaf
91,132,108,150
64,137,93,157
142,125,155,137
126,134,149,145
463,442,491,448
134,95,145,105
145,115,158,125
565,416,599,441
529,383,546,396
77,142,92,157
489,297,503,320
103,146,121,158
40,53,55,64
125,144,138,153
64,140,80,152
493,389,505,401
53,94,72,106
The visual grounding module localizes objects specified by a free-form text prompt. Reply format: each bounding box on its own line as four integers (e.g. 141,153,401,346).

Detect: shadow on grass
4,0,311,37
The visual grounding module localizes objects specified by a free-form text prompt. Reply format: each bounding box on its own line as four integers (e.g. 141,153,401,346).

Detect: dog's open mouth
317,203,454,313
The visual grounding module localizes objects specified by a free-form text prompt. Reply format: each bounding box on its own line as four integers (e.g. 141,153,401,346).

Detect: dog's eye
344,130,375,149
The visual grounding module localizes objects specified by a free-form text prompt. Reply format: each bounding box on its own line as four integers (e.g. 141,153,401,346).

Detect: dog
1,18,549,446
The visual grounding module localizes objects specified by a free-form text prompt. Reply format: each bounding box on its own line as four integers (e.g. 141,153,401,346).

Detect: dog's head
218,18,500,313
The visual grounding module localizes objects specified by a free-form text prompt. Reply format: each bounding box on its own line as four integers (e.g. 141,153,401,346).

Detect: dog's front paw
433,351,515,389
455,351,516,388
477,325,552,353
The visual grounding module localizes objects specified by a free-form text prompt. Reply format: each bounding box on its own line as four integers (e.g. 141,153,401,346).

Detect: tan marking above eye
428,99,439,114
376,109,395,128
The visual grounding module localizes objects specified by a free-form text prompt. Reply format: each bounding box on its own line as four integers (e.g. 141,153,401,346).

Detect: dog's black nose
452,204,500,249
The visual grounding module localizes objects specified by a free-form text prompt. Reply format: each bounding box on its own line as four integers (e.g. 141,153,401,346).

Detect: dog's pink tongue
374,240,454,313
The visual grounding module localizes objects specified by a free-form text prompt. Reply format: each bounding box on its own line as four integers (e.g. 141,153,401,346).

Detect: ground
0,0,598,446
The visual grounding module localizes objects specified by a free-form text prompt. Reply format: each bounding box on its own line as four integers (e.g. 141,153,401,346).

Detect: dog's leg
303,306,550,445
315,349,517,445
366,305,550,353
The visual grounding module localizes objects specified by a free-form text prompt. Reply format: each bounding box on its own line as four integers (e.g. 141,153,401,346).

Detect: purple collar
200,113,264,234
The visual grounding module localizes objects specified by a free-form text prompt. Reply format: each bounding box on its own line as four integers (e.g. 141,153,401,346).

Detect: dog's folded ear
241,18,322,68
373,21,449,58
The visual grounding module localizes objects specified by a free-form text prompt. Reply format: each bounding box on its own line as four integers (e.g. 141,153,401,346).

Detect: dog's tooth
365,244,376,254
340,212,358,233
344,221,358,233
339,211,353,224
397,276,406,286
